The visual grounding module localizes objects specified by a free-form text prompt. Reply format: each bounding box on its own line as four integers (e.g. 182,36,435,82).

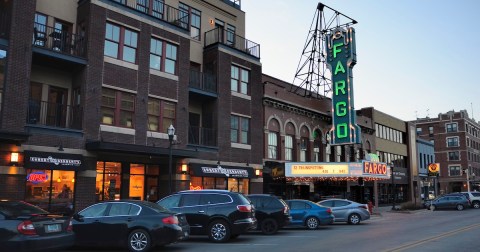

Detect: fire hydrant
367,201,374,214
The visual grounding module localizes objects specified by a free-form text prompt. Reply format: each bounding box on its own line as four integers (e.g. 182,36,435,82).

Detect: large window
231,65,249,95
447,137,459,147
268,132,278,159
150,37,177,74
226,24,235,46
285,135,294,161
448,151,460,161
300,137,309,162
129,164,145,200
448,165,461,176
179,3,200,40
446,123,458,133
34,13,47,47
147,98,176,132
96,162,121,201
104,23,138,63
101,88,135,128
231,115,249,144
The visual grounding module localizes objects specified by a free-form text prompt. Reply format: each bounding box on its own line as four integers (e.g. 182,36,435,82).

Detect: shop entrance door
146,176,159,202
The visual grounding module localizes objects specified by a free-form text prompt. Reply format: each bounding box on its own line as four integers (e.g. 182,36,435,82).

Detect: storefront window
129,164,145,200
215,177,226,190
25,169,75,215
190,176,203,190
96,162,121,201
227,178,249,194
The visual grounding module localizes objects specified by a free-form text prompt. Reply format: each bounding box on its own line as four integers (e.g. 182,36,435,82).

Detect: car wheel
456,204,464,211
305,217,319,230
127,229,151,252
473,201,480,209
348,213,361,225
260,218,279,235
430,205,435,211
208,220,231,243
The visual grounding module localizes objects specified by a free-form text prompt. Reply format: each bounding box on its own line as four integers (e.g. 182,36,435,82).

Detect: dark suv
247,194,291,234
157,190,256,242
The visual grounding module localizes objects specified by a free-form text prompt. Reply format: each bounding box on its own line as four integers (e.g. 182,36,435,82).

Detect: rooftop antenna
426,109,430,118
471,102,475,121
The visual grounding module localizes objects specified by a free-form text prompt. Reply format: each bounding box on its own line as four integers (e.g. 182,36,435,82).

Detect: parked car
247,194,291,234
0,200,75,252
426,195,470,211
157,190,256,242
317,199,370,225
459,192,480,209
285,199,334,229
72,200,189,252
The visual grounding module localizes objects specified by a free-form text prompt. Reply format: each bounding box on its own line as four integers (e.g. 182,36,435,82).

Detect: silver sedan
317,199,370,225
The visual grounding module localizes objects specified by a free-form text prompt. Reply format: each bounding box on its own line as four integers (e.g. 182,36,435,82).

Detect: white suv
461,191,480,209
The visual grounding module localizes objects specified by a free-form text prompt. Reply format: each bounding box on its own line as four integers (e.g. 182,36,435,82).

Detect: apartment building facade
414,110,480,193
0,0,263,214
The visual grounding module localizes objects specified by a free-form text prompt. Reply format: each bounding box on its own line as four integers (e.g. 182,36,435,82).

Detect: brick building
0,0,262,214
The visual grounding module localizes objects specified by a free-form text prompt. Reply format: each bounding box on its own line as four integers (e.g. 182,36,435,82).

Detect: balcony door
189,112,200,145
47,86,67,127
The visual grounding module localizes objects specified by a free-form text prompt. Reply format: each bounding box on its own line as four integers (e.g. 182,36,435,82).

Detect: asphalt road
65,208,480,252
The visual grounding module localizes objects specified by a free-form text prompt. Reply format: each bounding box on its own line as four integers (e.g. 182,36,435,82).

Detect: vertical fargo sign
326,27,361,145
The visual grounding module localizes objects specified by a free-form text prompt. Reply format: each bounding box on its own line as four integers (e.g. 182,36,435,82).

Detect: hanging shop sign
326,27,361,145
190,163,254,178
428,163,440,176
24,151,85,171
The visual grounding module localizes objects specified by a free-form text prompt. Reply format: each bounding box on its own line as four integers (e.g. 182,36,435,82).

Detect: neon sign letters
326,27,361,145
26,171,49,184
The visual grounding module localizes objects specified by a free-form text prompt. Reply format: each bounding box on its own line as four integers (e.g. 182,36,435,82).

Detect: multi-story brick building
414,110,480,193
0,0,263,214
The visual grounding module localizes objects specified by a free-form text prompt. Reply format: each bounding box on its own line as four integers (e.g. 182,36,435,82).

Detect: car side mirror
73,213,84,222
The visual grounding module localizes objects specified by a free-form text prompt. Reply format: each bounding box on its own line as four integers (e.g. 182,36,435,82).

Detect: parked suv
460,192,480,209
156,190,256,242
247,194,291,234
427,194,469,211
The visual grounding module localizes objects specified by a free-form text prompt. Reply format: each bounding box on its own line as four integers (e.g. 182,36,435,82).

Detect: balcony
189,70,217,94
27,100,83,130
108,0,188,30
33,23,86,58
188,126,217,147
204,27,260,59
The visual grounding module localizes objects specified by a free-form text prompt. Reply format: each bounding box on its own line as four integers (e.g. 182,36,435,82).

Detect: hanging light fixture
57,177,61,183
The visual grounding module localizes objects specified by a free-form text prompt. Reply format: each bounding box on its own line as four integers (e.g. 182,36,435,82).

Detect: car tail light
237,205,252,212
67,219,73,232
17,220,37,235
162,216,179,225
326,208,332,214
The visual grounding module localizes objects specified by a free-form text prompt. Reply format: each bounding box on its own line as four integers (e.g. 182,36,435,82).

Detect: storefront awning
190,163,254,178
85,141,198,158
24,150,85,171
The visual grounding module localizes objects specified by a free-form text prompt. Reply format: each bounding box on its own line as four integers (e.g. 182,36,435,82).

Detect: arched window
267,119,280,160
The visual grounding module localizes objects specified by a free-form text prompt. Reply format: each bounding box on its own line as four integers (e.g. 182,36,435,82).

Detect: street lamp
390,162,396,211
167,124,175,194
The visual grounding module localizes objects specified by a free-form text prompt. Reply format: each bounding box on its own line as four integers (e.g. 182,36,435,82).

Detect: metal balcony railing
0,10,10,39
27,100,83,130
33,23,86,57
188,126,217,147
204,27,260,58
221,0,241,9
189,70,217,93
108,0,189,30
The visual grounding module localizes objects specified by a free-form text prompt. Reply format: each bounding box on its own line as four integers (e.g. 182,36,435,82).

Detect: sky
242,0,480,122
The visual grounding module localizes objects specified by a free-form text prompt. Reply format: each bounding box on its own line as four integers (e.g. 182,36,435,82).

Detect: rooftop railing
204,27,260,59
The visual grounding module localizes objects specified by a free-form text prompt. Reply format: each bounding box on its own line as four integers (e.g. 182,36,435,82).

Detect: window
416,127,422,134
446,123,458,133
231,65,249,95
101,88,135,128
285,135,293,161
108,203,140,216
179,3,200,40
428,126,434,135
80,203,108,217
268,132,278,159
34,13,47,46
96,162,122,201
226,24,235,46
231,115,249,144
150,38,178,74
448,166,461,176
300,137,308,162
104,23,138,63
147,98,176,132
448,151,460,161
447,137,459,147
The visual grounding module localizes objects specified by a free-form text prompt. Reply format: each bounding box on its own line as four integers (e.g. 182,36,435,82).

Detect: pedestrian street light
167,124,175,194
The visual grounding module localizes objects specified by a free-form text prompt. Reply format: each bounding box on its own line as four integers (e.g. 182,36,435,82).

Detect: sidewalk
372,205,427,216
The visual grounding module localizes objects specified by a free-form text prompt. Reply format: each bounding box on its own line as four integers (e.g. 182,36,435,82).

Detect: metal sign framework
290,2,357,98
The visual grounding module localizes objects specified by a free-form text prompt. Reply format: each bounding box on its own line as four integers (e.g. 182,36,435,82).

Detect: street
65,208,480,252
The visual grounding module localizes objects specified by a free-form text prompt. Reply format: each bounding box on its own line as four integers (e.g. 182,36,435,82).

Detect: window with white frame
428,126,434,135
448,165,461,176
448,151,460,161
447,137,459,147
416,127,422,134
231,65,249,95
268,132,278,159
446,123,458,133
104,23,138,63
179,3,201,40
285,135,294,161
231,115,249,144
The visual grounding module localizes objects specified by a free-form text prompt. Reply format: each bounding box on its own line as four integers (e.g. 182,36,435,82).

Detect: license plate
45,224,61,233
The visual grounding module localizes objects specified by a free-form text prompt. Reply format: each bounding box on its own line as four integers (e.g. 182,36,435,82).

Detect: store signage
29,156,81,166
428,163,440,176
288,163,349,176
326,27,361,145
26,171,49,184
201,166,249,178
362,161,388,176
24,151,84,171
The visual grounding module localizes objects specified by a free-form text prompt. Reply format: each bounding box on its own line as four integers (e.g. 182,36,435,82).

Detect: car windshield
0,201,48,217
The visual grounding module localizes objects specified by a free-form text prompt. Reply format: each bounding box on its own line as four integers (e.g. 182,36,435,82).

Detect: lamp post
390,162,396,211
167,124,175,194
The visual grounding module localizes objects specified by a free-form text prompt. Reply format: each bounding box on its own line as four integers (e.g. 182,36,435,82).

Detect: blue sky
242,0,480,121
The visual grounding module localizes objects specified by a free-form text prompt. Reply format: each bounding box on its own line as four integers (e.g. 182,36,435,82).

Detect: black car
157,190,257,242
72,200,189,252
247,194,291,234
0,200,75,252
